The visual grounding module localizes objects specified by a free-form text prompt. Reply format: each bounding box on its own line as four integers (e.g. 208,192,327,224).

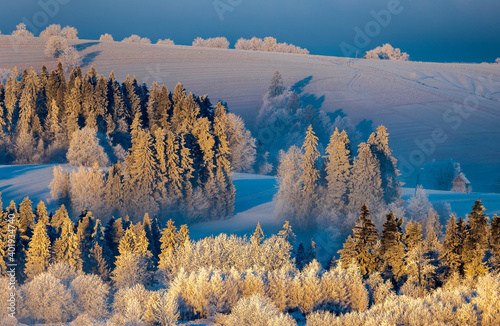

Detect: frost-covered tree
491,214,500,268
59,47,82,72
157,38,175,45
44,36,68,58
235,37,309,54
463,199,489,277
99,33,114,42
70,274,109,319
268,71,284,98
364,43,409,61
69,164,106,215
324,128,352,213
275,146,302,224
24,222,51,280
20,272,75,323
192,37,230,49
67,127,110,166
406,185,432,223
224,113,256,173
49,166,70,205
61,26,78,39
122,34,151,44
53,217,83,270
40,24,61,38
224,294,297,326
12,22,33,37
348,142,383,212
367,126,400,204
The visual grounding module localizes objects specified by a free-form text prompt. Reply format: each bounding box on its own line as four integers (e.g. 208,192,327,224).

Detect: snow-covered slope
1,36,499,191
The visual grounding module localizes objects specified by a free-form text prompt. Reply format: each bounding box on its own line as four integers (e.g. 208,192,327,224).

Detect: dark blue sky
1,0,499,63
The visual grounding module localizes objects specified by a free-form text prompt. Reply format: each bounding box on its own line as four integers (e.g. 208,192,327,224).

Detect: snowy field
1,36,500,193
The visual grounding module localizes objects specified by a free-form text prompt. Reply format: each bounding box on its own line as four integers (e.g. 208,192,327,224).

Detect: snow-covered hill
1,36,499,192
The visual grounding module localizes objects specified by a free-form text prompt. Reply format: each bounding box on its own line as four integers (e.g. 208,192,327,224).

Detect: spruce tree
348,142,383,212
298,125,320,227
324,128,352,213
277,221,296,245
64,76,82,141
76,212,96,273
405,220,423,252
89,218,111,280
338,203,379,277
440,214,464,275
463,199,489,277
212,103,235,218
367,126,401,204
177,224,190,247
24,221,51,279
251,222,264,245
379,211,406,281
18,196,35,238
105,217,125,266
104,163,125,217
53,216,83,270
158,220,178,269
268,71,284,97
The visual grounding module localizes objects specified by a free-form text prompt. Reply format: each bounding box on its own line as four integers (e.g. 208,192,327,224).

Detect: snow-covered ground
1,36,499,192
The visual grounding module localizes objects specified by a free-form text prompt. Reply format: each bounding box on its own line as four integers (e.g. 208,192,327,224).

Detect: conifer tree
105,217,125,266
339,203,379,277
104,163,125,217
490,214,500,269
268,71,284,97
89,218,111,280
177,224,190,247
147,82,161,131
158,220,178,269
18,196,35,237
251,222,264,245
298,125,320,227
277,221,296,245
171,83,187,128
212,103,235,218
192,116,215,183
275,146,302,225
76,212,96,273
4,73,19,132
53,216,83,270
143,213,161,260
124,129,159,218
296,242,306,270
324,128,352,213
348,142,383,212
463,199,489,277
367,126,401,204
156,85,171,130
64,76,82,141
440,214,465,275
50,204,69,240
106,71,125,134
17,68,42,137
379,211,406,281
405,220,423,252
122,75,142,125
179,132,195,213
24,221,51,279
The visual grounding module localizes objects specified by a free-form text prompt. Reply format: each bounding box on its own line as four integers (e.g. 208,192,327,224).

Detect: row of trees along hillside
0,64,260,221
2,193,500,324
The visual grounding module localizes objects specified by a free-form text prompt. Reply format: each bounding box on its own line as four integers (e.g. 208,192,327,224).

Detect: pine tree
338,203,379,277
24,221,51,279
379,211,406,281
367,126,401,204
348,142,383,212
324,128,352,213
297,125,320,228
463,199,489,277
53,216,83,270
268,71,284,97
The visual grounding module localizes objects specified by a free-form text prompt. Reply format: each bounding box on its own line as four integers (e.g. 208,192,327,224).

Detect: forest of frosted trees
0,37,498,323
